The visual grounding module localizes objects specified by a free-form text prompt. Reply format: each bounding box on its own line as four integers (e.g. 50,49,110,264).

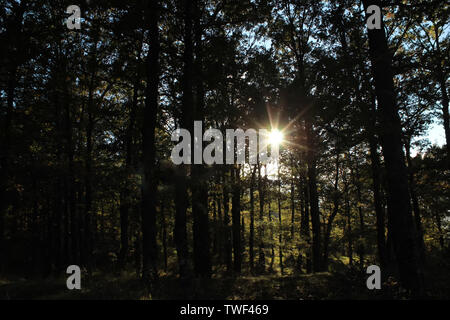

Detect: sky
426,121,446,147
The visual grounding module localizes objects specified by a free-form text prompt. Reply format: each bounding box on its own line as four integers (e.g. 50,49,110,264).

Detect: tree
141,0,160,284
362,0,424,294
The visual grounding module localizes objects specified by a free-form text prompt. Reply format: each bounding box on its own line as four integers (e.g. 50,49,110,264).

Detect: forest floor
1,267,449,300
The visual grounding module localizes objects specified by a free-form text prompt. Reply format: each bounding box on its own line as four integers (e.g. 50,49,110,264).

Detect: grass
0,270,393,300
1,256,449,300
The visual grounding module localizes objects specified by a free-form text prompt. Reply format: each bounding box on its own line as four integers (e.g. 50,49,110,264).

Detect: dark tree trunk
160,199,168,271
257,161,266,273
232,166,242,274
363,0,424,295
84,55,97,271
404,137,426,262
173,0,195,279
277,167,283,275
0,64,17,271
63,79,79,266
439,76,450,168
435,212,445,250
141,0,160,284
323,150,340,270
191,0,211,277
349,152,365,270
305,120,322,272
344,174,353,267
223,170,232,272
299,173,312,273
249,165,256,273
212,192,218,255
119,82,138,268
435,46,450,168
368,96,388,269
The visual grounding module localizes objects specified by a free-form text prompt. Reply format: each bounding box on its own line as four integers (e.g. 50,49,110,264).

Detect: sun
268,129,284,147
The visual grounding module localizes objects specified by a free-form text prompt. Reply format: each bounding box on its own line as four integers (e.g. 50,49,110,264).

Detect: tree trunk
257,161,266,273
349,152,365,270
299,173,312,273
173,0,195,279
84,54,97,272
277,166,283,275
191,0,211,277
119,83,138,268
223,169,232,272
343,171,353,266
232,165,242,273
249,164,256,273
305,120,322,272
160,199,168,271
323,150,340,270
438,74,450,168
141,0,160,284
404,137,426,262
368,96,388,269
434,30,450,168
363,0,424,294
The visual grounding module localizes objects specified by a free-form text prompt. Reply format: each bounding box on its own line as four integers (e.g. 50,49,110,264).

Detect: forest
0,0,449,300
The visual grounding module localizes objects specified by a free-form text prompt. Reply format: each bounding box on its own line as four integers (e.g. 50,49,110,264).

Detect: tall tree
363,0,424,294
141,0,160,284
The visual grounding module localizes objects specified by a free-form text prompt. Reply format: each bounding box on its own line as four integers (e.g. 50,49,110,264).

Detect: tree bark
257,161,266,273
141,0,160,284
368,96,388,270
305,120,322,272
277,166,283,275
191,0,211,277
363,0,424,294
119,83,138,268
222,169,232,272
404,137,426,262
322,150,340,270
232,165,242,273
249,164,257,273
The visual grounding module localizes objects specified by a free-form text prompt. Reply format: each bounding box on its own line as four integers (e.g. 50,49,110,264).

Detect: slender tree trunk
63,79,79,266
404,137,426,262
268,195,275,272
141,0,160,284
299,173,312,273
223,169,232,272
323,150,340,270
439,76,450,168
118,84,138,268
435,38,450,168
84,56,97,271
344,172,353,267
160,199,168,271
305,120,322,272
232,165,242,273
0,63,17,272
212,192,218,255
174,165,190,277
368,96,388,269
349,152,365,270
173,0,195,279
249,165,256,273
290,177,295,240
363,0,424,295
435,212,445,250
191,0,211,277
257,161,266,273
277,166,283,275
